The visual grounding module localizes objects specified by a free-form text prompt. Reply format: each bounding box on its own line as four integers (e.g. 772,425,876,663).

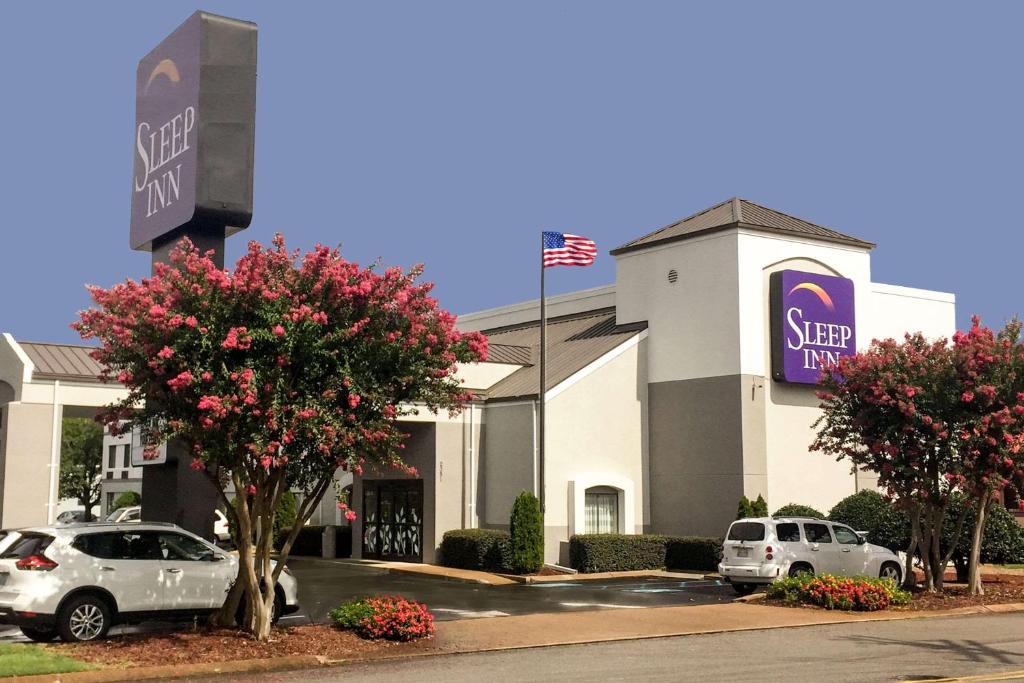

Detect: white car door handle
100,566,115,572
166,568,182,574
841,548,852,553
810,547,819,551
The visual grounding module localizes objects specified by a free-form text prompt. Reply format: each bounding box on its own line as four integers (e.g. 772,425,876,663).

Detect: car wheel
57,594,112,642
788,563,813,578
731,583,756,596
879,562,902,584
20,626,58,642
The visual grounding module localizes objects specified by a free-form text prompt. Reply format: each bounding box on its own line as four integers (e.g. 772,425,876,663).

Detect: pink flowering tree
950,318,1024,595
812,333,966,591
74,235,487,640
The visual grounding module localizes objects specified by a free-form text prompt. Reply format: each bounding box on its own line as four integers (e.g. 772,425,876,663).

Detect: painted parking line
623,580,724,593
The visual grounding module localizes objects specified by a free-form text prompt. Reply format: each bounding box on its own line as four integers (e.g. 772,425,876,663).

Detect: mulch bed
900,573,1024,611
47,624,436,669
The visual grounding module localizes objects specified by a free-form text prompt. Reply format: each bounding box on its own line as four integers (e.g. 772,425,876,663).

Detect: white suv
718,517,903,595
0,523,299,642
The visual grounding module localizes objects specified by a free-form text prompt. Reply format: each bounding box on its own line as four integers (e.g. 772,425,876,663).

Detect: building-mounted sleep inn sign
130,11,257,251
770,269,856,384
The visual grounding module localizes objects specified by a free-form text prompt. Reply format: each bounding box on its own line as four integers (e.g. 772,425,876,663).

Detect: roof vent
667,269,678,284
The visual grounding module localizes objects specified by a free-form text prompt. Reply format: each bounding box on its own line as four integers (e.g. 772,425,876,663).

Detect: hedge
569,534,723,573
291,525,331,556
665,537,722,572
439,529,512,572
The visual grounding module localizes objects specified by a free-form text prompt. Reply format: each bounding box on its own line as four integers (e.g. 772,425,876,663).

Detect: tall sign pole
131,12,257,539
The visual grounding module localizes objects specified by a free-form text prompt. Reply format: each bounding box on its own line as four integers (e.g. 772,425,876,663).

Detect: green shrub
773,503,825,519
330,596,434,641
828,490,890,534
736,496,754,520
665,537,722,571
509,491,544,574
291,525,329,556
112,491,140,510
766,574,910,611
752,495,769,517
439,529,511,572
273,490,298,549
569,534,671,573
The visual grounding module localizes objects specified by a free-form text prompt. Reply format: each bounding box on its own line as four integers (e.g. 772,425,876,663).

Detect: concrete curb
15,602,1024,681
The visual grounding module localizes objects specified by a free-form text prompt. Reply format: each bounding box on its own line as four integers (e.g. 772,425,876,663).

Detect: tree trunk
904,505,921,589
967,490,991,596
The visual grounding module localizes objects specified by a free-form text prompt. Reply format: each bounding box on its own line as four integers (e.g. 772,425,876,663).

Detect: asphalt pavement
226,612,1024,683
285,558,734,623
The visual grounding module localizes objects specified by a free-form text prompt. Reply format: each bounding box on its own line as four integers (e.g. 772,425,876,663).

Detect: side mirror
856,535,866,545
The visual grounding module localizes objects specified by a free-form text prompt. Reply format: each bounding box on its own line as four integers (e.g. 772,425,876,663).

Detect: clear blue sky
2,2,1020,344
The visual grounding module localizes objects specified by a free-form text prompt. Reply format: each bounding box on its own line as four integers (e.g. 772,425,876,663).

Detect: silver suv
718,517,902,595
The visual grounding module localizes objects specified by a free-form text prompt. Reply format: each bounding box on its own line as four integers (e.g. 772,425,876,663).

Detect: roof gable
481,309,646,400
611,198,875,255
19,341,105,383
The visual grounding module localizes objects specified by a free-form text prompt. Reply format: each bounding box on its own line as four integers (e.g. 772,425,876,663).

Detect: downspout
531,400,539,496
47,380,61,524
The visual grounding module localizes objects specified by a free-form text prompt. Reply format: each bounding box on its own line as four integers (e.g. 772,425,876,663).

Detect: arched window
585,486,619,534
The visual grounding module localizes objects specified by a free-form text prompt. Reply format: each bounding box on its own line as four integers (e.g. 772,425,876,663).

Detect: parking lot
285,558,734,623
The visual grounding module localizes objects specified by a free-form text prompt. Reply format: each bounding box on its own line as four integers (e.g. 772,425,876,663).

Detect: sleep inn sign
770,270,856,384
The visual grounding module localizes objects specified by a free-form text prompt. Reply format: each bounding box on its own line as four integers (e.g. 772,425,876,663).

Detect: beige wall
480,401,535,527
0,402,57,528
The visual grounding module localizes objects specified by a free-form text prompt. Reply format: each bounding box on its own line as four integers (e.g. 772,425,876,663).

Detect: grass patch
994,564,1024,570
0,642,93,677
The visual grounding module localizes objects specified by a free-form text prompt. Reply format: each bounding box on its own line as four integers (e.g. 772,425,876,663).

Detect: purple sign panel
770,269,856,384
130,12,257,251
131,13,201,250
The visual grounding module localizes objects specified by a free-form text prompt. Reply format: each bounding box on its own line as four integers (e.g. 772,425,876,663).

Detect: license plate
736,548,750,558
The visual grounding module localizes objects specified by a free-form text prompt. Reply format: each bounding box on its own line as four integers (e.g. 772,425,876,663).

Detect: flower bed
766,574,911,611
329,596,435,641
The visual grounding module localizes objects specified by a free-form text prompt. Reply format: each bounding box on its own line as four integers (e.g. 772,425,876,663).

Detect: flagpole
539,232,546,515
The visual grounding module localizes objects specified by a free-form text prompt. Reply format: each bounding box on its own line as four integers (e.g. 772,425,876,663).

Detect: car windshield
727,522,765,541
106,508,124,522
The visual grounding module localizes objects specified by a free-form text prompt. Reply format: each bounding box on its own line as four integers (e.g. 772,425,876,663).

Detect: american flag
542,231,597,268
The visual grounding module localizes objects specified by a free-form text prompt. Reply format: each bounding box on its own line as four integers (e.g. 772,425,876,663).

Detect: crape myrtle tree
74,235,488,640
812,333,966,591
949,318,1024,595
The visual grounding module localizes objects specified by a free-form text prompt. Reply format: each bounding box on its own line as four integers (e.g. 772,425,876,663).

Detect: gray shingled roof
19,342,105,383
481,309,646,401
610,198,875,255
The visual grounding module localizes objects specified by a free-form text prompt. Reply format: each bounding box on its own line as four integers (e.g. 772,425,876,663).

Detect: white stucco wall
615,232,741,383
544,337,647,562
867,283,956,341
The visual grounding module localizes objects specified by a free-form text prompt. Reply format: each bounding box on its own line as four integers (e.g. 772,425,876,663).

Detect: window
123,509,140,522
74,532,162,560
833,526,860,545
158,533,215,561
728,522,766,542
585,487,619,534
120,471,128,480
106,493,115,513
803,523,833,543
775,523,800,542
0,534,53,560
108,445,117,470
122,445,131,468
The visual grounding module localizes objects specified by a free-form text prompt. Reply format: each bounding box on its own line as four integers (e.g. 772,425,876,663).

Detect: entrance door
361,480,424,562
